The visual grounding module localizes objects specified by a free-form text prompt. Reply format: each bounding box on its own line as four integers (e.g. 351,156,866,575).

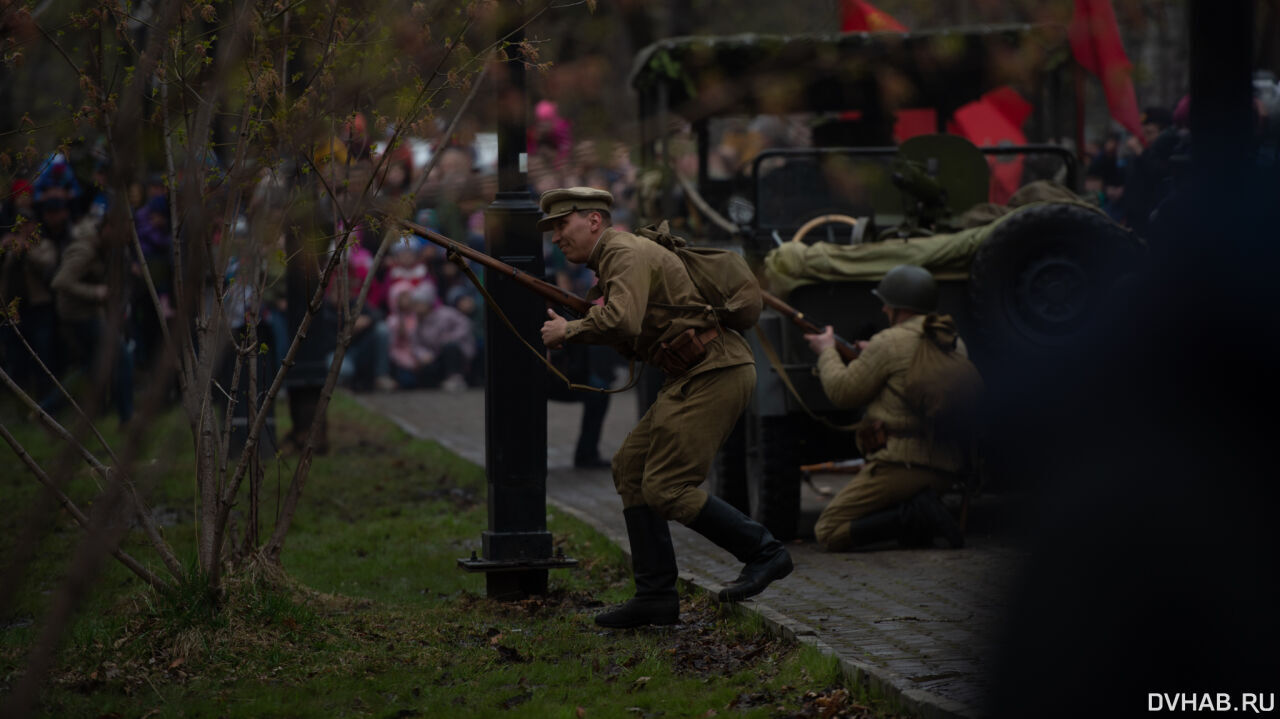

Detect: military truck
628,26,1145,539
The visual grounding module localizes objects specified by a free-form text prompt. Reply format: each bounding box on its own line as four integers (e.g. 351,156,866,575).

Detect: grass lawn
0,392,900,718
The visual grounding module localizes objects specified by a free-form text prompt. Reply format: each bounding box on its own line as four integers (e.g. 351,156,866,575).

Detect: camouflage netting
762,182,1103,296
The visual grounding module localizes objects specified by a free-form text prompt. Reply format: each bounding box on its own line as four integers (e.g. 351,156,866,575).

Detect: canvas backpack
903,314,985,441
634,221,763,332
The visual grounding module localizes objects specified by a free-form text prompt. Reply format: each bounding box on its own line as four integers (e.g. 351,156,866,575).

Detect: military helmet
871,265,937,313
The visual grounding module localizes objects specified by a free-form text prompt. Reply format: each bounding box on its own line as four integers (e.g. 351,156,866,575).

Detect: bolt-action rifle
385,215,591,316
387,215,859,362
760,293,861,362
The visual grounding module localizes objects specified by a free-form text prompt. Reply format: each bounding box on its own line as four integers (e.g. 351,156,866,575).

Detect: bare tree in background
0,0,564,714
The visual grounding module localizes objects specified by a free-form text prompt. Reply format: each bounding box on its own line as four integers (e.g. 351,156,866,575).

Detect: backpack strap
637,221,734,327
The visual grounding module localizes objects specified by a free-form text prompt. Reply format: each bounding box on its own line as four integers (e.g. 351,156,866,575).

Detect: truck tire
710,417,750,514
968,203,1142,356
746,415,802,540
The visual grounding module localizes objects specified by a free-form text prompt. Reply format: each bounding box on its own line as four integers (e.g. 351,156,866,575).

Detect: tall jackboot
688,496,793,602
595,506,680,628
846,506,905,550
900,489,965,549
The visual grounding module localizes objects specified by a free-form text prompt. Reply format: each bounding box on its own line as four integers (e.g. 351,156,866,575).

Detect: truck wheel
746,415,802,540
710,417,750,514
968,203,1142,355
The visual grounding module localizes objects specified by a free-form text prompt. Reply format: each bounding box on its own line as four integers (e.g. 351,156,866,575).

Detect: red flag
841,0,907,32
1069,0,1145,142
839,3,1031,202
948,88,1032,204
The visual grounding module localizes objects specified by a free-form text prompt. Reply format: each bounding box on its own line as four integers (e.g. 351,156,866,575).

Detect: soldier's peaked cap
537,187,613,231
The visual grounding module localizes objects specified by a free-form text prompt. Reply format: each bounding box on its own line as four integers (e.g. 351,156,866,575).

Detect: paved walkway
355,387,1020,719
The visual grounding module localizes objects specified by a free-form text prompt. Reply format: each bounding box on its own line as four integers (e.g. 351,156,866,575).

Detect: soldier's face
551,210,599,264
881,304,901,326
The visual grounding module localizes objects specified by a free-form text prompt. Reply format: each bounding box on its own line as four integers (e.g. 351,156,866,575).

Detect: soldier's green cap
536,187,614,231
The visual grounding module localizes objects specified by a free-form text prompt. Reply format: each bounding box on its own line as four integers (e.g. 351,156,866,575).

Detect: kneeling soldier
804,265,967,552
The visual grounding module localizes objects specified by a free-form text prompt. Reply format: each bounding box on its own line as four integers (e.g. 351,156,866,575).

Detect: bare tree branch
262,208,397,559
0,425,173,594
0,364,185,580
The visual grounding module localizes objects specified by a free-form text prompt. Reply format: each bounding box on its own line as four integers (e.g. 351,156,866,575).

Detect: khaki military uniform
811,315,966,551
565,227,755,524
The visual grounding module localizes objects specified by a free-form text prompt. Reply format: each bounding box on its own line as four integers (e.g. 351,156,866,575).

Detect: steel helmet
871,265,937,313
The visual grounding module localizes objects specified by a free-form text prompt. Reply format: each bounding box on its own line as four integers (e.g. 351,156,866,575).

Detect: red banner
841,0,907,32
1069,0,1145,142
948,88,1032,204
841,3,1030,203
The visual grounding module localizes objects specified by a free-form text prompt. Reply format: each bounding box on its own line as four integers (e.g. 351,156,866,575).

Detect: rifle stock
761,291,861,362
384,214,592,316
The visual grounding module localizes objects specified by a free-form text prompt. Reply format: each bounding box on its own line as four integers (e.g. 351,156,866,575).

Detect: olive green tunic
564,228,755,524
810,315,964,551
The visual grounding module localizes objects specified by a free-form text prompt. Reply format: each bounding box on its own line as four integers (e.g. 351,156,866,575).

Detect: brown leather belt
652,326,720,377
857,419,924,452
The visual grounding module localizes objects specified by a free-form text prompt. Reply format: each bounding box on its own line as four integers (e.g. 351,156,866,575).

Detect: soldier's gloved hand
804,325,835,354
541,308,567,349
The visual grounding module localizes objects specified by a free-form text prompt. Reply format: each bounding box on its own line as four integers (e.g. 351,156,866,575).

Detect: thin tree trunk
0,425,172,593
2,477,136,719
0,365,185,580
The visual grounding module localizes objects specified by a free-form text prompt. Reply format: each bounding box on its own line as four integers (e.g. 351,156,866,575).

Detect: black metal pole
458,11,574,598
1188,0,1255,190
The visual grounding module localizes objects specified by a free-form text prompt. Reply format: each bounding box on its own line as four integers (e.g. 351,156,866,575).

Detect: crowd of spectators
0,105,639,427
26,80,1272,421
1081,71,1280,237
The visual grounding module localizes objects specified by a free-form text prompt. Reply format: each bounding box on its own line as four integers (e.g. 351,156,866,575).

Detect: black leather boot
901,489,965,549
846,506,905,550
595,506,680,628
688,496,793,602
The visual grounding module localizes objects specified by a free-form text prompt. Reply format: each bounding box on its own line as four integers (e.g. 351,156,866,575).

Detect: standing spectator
16,184,77,393
50,216,134,423
546,341,613,469
36,185,75,252
133,191,173,371
1123,106,1177,238
1087,134,1127,222
424,146,474,239
31,153,84,213
528,152,565,198
1,206,59,397
527,100,573,170
3,179,36,227
342,113,372,162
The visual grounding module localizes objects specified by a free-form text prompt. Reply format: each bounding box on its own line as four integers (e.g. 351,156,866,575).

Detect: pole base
457,550,578,600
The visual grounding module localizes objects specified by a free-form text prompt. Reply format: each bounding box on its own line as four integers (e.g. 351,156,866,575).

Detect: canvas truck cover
629,25,1065,124
762,198,1105,296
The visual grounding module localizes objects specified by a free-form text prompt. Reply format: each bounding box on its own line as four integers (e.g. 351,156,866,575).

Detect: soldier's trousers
612,363,755,525
813,461,952,552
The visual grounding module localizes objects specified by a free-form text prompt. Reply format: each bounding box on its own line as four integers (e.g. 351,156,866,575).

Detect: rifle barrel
385,215,592,316
762,291,861,362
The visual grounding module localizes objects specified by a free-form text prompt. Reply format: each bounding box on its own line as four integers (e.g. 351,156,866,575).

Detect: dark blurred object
985,2,1280,716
